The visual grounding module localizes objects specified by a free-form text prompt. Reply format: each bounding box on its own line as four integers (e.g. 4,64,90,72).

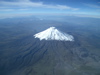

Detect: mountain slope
0,35,100,75
0,27,100,75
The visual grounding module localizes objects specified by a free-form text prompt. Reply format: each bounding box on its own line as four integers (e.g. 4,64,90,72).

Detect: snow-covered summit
34,27,74,41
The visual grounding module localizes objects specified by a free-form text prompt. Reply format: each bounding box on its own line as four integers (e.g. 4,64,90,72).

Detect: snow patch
34,27,74,41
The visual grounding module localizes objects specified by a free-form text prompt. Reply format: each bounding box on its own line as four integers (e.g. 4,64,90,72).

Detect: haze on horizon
0,0,100,19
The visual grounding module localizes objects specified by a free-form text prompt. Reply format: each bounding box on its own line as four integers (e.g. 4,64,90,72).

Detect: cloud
75,14,100,18
0,0,79,10
0,9,15,11
0,8,29,12
44,5,79,10
0,12,100,19
0,13,34,19
85,4,100,8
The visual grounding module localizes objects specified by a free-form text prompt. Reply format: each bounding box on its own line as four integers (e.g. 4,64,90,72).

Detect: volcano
34,27,74,41
0,27,100,75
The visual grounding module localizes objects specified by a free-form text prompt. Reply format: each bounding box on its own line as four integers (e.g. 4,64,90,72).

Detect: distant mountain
34,27,74,41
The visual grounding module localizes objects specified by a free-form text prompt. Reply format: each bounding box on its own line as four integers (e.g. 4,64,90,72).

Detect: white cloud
0,9,15,11
44,5,79,10
0,1,79,10
18,0,30,2
0,13,34,19
85,4,100,8
0,8,29,12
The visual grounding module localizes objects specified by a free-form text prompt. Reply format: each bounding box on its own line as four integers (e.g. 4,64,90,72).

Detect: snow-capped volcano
34,27,74,41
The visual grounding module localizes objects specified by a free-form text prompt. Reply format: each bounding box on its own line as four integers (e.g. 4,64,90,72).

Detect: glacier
34,27,74,41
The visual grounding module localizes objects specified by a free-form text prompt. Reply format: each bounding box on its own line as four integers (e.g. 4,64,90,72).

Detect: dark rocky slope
0,35,100,75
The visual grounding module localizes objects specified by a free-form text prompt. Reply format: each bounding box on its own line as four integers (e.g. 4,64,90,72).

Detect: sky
0,0,100,18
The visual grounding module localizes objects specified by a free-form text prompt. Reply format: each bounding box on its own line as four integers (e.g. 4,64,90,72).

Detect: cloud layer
85,4,100,8
0,0,79,11
0,0,99,19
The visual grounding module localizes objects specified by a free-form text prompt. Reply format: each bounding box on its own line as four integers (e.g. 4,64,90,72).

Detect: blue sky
0,0,100,18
